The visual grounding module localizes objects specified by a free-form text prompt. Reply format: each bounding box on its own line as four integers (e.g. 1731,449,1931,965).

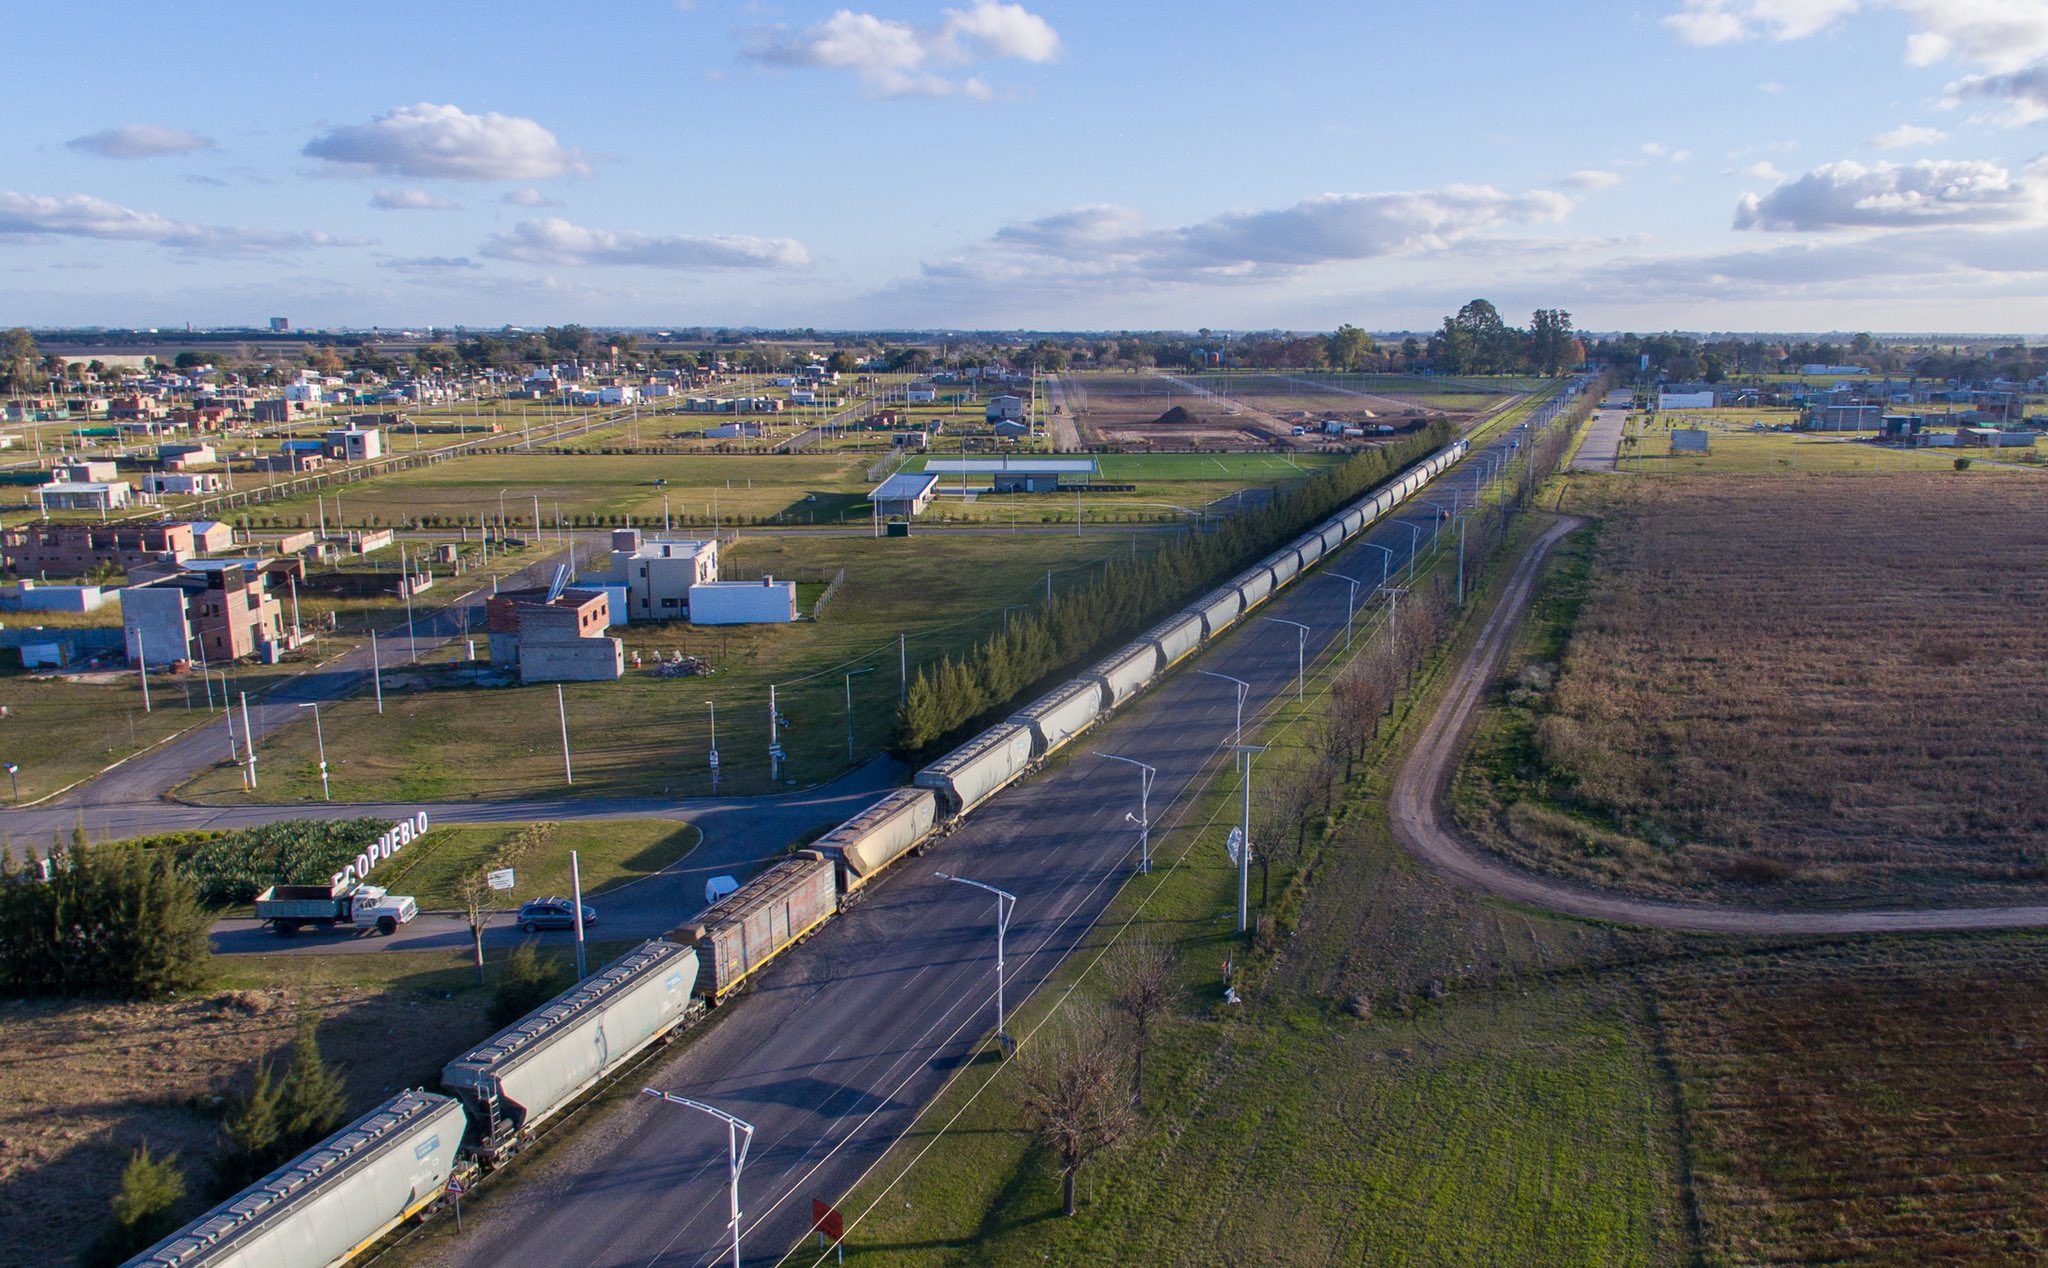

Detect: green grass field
174,530,1172,802
362,819,700,909
0,660,302,804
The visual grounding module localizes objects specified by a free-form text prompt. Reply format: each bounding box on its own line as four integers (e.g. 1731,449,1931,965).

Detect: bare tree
459,870,491,987
1107,936,1177,1111
1019,1009,1134,1217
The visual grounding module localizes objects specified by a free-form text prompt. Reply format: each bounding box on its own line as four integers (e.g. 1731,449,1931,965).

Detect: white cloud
1734,157,2048,230
1872,123,1948,148
1588,222,2048,302
304,104,591,181
0,191,351,254
65,125,215,159
1945,58,2048,124
370,188,460,211
923,186,1573,288
1641,141,1669,156
1664,1,2048,73
742,1,1059,99
1741,160,1789,180
1563,169,1624,190
381,255,483,274
503,186,563,207
479,218,811,269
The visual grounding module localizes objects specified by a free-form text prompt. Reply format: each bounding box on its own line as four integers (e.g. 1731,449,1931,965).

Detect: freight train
124,436,1473,1268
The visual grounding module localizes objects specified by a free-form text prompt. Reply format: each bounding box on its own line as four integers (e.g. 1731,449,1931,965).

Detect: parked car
518,897,597,932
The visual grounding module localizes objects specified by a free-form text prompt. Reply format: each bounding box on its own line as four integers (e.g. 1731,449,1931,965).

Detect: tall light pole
768,684,783,782
1327,572,1366,648
1097,753,1155,874
1359,541,1395,594
1262,616,1310,703
705,699,720,780
1198,670,1250,771
296,702,329,800
640,1090,753,1268
1398,519,1425,580
844,666,875,761
4,761,17,802
1227,743,1267,934
936,871,1017,1056
370,628,383,713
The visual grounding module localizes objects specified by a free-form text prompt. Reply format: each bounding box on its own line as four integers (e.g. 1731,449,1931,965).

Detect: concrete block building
485,586,623,683
582,530,719,622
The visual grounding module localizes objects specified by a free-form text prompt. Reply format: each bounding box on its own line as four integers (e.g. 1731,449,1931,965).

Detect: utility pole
240,691,257,789
370,629,383,712
556,684,573,785
1228,744,1266,934
768,683,782,782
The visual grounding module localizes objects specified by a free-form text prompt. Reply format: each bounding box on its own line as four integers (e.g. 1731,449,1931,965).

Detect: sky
2,0,2045,334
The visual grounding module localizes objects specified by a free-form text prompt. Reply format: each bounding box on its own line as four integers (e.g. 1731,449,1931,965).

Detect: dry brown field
0,964,490,1266
1652,938,2048,1264
1461,473,2048,906
1064,371,1507,449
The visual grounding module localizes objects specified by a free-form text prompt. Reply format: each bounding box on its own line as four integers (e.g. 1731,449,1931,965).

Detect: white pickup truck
254,882,420,936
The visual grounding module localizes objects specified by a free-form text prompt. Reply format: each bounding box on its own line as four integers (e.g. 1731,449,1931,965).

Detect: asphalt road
415,403,1579,1268
205,756,906,956
1391,514,2048,936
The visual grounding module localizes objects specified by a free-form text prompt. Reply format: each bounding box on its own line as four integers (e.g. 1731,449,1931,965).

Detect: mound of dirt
1153,404,1208,427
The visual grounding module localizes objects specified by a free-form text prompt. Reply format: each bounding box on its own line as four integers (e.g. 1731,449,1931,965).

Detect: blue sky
3,0,2044,332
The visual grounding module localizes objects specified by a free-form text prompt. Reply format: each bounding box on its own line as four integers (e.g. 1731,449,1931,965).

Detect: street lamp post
4,761,17,801
1198,670,1250,771
639,1091,754,1268
1399,519,1424,580
1097,753,1156,874
1262,616,1310,703
935,872,1017,1055
844,667,875,761
370,628,383,713
1327,572,1366,648
296,702,329,800
768,684,783,782
1359,541,1395,594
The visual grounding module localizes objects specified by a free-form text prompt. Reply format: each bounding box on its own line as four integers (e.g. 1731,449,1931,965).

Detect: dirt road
1390,515,2048,935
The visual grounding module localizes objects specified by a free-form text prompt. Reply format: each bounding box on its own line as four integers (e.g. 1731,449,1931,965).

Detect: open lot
0,950,505,1268
1652,935,2048,1264
1458,474,2048,906
1063,371,1525,449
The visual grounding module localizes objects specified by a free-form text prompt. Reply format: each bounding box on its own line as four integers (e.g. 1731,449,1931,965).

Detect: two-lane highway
419,392,1584,1268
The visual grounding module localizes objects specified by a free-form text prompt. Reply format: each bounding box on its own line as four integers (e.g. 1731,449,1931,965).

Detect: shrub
490,941,570,1027
1954,457,1973,471
0,839,211,999
96,1143,186,1264
181,819,391,907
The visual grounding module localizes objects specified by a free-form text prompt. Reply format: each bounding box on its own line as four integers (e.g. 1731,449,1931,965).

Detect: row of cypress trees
0,835,212,999
894,422,1455,753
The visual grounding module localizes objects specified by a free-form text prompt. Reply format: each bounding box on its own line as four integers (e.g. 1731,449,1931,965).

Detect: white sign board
487,868,516,891
330,811,432,890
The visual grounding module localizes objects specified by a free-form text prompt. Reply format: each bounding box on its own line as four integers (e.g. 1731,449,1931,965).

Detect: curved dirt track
1390,515,2048,935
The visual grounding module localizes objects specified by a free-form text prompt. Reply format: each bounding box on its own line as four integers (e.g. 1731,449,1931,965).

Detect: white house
39,481,132,512
986,395,1027,423
143,472,225,496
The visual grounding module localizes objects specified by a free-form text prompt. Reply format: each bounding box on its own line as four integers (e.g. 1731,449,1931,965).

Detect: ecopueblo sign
331,812,431,888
